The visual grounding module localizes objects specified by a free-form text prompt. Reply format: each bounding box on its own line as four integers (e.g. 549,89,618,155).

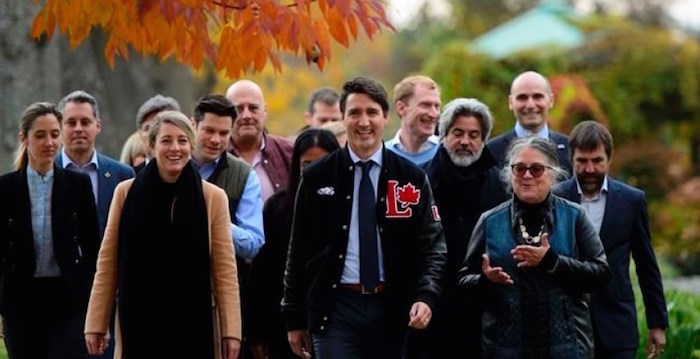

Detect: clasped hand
482,233,551,285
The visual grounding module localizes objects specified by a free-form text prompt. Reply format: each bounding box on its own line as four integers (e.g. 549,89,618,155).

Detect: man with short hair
487,71,572,175
56,90,135,239
190,94,265,359
133,94,181,174
553,121,668,359
226,80,293,202
56,90,134,359
305,87,342,128
421,98,508,358
385,75,441,166
283,76,446,359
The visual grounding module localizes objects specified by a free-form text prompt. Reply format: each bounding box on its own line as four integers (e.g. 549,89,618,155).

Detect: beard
578,173,605,196
447,144,483,168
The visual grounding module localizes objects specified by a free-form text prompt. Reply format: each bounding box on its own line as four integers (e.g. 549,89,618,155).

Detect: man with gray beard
420,98,508,358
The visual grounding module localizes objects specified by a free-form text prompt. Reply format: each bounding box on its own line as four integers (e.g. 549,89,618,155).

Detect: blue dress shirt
27,167,61,277
61,149,99,205
340,146,385,284
194,157,265,260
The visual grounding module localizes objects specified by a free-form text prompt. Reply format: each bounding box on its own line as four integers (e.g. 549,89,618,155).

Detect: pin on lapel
105,172,111,178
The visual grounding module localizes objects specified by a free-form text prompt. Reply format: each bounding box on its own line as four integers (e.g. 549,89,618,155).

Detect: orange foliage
29,0,395,78
548,74,608,134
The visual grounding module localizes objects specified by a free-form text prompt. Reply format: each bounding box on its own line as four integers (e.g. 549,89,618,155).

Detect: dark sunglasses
510,163,551,178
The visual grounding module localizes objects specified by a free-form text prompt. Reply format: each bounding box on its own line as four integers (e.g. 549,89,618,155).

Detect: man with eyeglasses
225,80,293,203
487,71,572,177
419,98,508,358
133,94,181,174
553,121,668,359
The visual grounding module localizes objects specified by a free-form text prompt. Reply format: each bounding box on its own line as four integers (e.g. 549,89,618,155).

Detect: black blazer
553,177,668,349
0,165,100,317
487,129,573,177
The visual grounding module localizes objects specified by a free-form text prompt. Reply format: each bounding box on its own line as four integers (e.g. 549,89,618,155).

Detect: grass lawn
0,340,6,359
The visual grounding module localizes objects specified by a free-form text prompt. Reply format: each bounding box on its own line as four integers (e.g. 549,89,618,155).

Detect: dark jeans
312,290,398,359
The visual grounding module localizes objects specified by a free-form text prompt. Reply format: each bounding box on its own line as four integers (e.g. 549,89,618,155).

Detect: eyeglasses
510,163,551,178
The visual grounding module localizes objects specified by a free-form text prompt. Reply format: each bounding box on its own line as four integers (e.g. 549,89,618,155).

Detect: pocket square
317,186,335,196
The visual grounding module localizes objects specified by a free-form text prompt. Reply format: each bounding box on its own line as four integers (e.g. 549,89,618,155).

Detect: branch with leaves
30,0,395,77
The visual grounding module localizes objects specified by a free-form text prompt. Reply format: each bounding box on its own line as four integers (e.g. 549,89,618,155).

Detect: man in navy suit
553,121,668,359
487,71,572,176
56,90,134,359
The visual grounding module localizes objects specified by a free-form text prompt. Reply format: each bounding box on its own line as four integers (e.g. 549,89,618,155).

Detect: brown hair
14,102,62,170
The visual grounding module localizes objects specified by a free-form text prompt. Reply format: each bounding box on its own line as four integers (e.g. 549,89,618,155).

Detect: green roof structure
471,0,584,58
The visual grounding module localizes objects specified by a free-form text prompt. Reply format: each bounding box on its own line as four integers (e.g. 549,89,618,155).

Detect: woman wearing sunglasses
457,136,610,359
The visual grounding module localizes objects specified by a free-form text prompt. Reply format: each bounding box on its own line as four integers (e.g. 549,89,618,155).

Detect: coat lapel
598,179,620,244
97,155,113,216
51,165,70,259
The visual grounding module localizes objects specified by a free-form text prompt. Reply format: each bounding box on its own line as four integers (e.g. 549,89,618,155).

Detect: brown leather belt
340,283,385,294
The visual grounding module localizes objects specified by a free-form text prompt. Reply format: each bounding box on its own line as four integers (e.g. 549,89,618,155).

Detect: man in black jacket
282,77,446,359
422,98,508,358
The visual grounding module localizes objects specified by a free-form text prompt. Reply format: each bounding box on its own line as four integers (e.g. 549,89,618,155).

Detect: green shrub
634,261,700,358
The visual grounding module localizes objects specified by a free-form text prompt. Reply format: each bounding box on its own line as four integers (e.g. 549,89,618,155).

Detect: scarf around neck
117,160,214,357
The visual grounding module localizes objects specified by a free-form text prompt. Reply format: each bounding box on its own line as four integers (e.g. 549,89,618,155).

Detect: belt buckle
361,284,382,294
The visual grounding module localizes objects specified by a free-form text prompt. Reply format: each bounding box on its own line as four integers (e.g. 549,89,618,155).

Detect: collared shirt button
332,284,337,288
342,225,348,230
264,159,269,164
275,183,280,188
75,259,80,264
320,325,325,330
349,165,353,171
379,197,385,202
338,254,344,259
379,227,384,233
346,195,351,200
323,316,328,321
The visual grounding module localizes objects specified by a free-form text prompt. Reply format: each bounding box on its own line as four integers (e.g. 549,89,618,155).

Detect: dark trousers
312,290,400,359
594,330,637,359
406,290,482,359
2,277,87,359
594,346,637,359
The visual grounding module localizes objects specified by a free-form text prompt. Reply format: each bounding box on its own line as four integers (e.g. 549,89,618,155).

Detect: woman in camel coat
85,111,242,358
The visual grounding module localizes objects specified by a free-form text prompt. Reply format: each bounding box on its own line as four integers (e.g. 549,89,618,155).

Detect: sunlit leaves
29,0,395,77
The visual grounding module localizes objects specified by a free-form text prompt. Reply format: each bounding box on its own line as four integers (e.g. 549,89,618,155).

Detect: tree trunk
0,0,214,173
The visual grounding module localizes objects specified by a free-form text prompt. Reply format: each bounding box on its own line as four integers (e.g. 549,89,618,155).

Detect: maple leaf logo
396,183,420,207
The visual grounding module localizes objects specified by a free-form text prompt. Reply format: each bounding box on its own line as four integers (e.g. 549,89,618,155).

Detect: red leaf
397,183,420,206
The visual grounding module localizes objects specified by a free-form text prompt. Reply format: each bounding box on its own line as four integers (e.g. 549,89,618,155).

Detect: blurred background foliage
3,0,699,272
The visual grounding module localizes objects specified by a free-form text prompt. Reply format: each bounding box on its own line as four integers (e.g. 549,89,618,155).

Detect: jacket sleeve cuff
542,248,559,273
285,311,307,332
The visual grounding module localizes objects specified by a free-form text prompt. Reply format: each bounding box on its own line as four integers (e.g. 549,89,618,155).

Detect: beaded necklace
518,217,544,245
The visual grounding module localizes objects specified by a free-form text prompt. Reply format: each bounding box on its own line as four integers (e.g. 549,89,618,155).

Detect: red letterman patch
386,180,421,218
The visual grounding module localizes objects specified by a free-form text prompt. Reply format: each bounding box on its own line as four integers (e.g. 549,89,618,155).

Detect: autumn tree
30,0,394,77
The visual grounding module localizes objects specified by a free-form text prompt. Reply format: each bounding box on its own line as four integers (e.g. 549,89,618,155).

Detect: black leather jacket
458,195,610,358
